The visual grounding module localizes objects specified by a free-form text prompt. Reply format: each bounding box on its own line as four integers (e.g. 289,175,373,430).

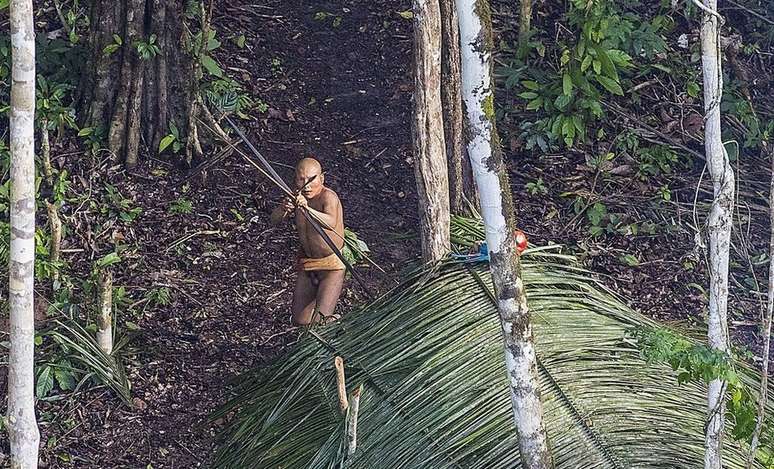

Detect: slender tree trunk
7,0,41,465
46,200,62,286
440,0,478,215
40,122,52,185
518,0,533,53
97,269,113,355
700,2,734,469
747,141,774,468
456,1,553,467
412,0,451,263
77,0,194,168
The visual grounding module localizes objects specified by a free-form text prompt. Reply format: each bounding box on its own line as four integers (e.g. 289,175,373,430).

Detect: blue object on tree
450,241,489,263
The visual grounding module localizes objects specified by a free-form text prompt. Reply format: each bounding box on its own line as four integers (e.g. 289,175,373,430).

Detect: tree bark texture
439,0,478,214
97,269,113,355
700,2,735,469
456,1,553,468
77,0,193,168
519,0,533,51
8,0,41,466
412,0,451,263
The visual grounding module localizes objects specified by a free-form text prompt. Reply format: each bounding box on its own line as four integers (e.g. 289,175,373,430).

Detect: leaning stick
347,385,363,456
334,356,349,414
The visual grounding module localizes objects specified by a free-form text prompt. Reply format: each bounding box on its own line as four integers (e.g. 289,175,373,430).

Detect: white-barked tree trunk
456,0,553,467
412,0,451,263
7,0,41,466
699,2,734,468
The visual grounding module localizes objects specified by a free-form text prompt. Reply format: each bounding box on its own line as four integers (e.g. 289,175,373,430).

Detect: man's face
295,166,323,199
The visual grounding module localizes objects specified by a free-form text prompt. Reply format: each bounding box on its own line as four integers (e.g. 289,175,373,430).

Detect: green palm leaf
212,217,774,468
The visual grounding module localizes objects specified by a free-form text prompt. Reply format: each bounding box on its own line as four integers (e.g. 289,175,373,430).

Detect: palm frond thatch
212,217,774,469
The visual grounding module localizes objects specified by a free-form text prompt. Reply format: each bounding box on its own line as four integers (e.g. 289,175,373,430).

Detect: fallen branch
334,356,349,414
347,384,363,456
97,268,113,355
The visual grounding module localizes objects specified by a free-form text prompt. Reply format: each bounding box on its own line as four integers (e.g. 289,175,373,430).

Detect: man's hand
295,194,308,209
281,196,295,213
271,196,296,225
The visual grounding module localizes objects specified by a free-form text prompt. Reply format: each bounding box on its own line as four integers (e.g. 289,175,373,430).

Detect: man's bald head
294,157,325,199
296,157,322,174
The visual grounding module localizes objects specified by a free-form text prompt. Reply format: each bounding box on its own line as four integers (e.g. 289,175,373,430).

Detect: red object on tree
515,230,528,253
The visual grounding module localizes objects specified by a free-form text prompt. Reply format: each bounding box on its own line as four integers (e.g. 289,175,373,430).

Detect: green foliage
722,87,773,149
201,54,223,78
270,57,283,77
134,34,160,60
575,198,656,237
169,197,194,214
36,75,78,137
97,184,142,223
77,125,107,155
526,177,549,196
314,11,343,28
158,121,183,155
510,0,637,149
59,0,89,44
505,1,677,151
146,287,172,307
0,34,82,127
102,34,123,56
40,318,132,404
232,34,246,49
632,326,774,453
203,78,255,118
193,28,224,78
342,228,370,267
615,131,686,179
636,145,680,178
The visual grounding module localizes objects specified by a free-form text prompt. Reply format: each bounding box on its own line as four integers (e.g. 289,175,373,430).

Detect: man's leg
291,271,318,326
314,270,346,323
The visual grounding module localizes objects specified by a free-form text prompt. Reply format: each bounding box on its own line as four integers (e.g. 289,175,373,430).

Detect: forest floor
1,0,773,468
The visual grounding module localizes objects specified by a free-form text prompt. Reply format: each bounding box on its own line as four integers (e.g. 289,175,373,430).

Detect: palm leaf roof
211,216,773,468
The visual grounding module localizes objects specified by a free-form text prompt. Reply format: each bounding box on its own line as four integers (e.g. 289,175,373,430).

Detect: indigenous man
271,157,346,326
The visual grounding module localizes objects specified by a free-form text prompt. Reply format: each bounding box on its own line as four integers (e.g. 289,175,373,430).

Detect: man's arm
296,191,339,229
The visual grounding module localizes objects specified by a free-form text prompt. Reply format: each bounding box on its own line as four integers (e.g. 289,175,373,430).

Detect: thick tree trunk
7,0,41,466
78,0,194,168
439,0,477,214
456,1,553,468
700,2,734,469
412,0,451,263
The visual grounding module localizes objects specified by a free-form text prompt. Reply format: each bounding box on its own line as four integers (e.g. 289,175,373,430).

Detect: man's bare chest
294,200,327,230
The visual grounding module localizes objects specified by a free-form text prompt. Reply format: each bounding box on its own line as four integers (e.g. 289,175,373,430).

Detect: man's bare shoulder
321,187,342,205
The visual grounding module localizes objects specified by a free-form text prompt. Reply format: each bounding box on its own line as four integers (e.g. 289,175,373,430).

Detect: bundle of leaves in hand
341,228,370,267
